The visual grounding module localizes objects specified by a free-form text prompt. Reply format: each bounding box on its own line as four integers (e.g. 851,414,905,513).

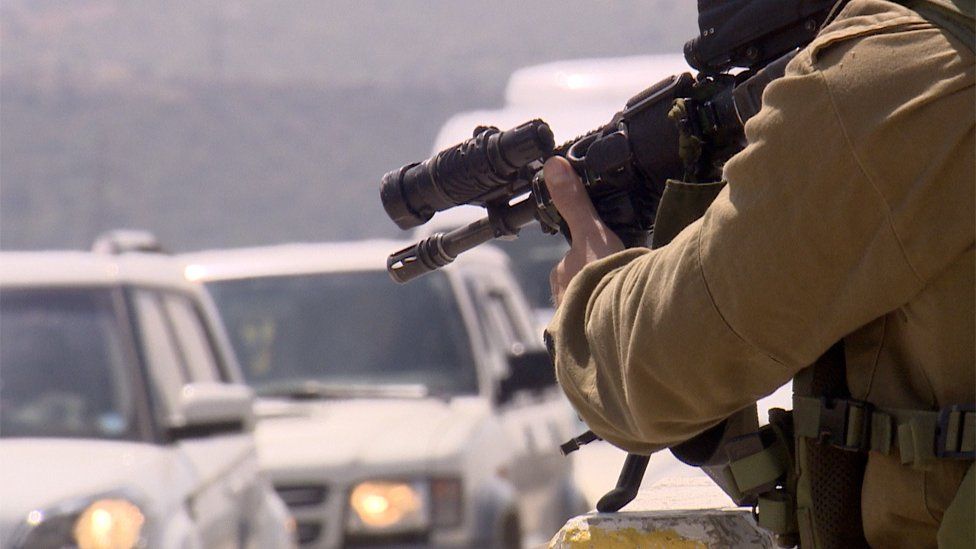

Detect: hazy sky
1,1,700,250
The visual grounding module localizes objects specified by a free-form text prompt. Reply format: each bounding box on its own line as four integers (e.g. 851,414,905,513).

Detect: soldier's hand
544,156,624,307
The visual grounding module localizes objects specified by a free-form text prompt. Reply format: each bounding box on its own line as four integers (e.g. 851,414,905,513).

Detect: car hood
0,439,187,541
254,396,492,476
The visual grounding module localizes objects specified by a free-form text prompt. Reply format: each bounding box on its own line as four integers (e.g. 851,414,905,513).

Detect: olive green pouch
938,463,975,549
651,179,727,249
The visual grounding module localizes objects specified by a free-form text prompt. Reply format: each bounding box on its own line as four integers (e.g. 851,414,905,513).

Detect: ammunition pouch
716,392,975,548
687,340,974,548
793,400,976,468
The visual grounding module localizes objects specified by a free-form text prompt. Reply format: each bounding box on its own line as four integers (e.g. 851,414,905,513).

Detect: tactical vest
658,1,975,547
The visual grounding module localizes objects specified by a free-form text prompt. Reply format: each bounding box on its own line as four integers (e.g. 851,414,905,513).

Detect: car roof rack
92,229,167,255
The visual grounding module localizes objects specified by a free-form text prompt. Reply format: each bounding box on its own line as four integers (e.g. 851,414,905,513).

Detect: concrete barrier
547,509,774,548
547,476,775,548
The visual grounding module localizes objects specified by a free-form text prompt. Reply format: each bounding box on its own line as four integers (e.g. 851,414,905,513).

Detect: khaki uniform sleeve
547,0,975,454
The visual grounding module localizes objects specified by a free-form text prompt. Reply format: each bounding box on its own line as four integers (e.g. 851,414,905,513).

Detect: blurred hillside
1,0,698,250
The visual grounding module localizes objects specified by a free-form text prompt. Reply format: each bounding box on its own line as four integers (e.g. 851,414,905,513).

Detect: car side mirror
497,348,557,405
168,382,255,439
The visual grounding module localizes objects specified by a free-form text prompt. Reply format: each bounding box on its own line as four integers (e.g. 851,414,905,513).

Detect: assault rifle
381,0,844,513
382,0,842,283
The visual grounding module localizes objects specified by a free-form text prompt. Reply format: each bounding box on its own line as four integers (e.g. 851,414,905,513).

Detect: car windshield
206,270,479,397
0,289,141,440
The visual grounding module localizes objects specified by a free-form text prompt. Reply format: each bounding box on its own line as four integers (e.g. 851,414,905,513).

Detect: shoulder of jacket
806,0,934,63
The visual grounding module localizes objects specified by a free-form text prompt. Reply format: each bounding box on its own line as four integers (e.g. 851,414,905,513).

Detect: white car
182,240,587,548
0,240,294,548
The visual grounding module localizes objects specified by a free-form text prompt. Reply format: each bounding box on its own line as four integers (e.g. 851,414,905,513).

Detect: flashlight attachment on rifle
380,120,555,231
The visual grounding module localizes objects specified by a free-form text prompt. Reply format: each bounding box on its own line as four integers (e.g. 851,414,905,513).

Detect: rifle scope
380,120,555,230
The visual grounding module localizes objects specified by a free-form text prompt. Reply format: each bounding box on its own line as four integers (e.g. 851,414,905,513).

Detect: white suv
182,240,587,548
0,243,294,548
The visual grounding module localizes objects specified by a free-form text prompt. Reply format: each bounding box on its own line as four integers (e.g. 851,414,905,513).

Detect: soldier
544,0,974,547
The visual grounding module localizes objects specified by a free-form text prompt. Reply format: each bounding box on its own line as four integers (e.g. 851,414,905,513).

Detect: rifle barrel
387,196,539,283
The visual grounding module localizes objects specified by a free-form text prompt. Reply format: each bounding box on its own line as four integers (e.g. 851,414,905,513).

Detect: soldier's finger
543,156,601,231
550,261,564,306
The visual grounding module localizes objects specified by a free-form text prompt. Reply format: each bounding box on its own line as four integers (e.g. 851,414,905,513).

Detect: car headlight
18,498,145,549
346,480,430,534
345,478,463,536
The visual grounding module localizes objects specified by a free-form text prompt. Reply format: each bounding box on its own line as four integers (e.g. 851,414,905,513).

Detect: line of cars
0,231,585,548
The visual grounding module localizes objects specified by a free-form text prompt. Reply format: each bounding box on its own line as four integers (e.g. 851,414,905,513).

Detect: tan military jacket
547,1,975,546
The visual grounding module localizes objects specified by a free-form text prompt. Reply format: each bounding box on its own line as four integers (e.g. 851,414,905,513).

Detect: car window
132,290,189,414
485,288,524,352
494,228,567,311
462,278,499,357
0,288,141,440
465,277,526,356
468,281,512,353
163,294,222,382
206,270,479,396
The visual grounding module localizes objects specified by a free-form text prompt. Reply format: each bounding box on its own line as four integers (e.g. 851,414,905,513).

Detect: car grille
275,484,330,546
274,484,328,508
295,522,323,545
